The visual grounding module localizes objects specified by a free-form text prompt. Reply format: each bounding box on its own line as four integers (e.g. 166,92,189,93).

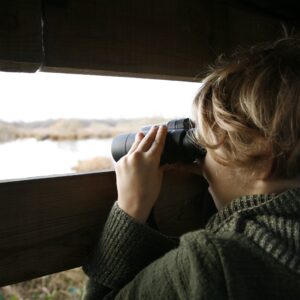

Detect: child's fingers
148,125,167,156
137,126,159,152
128,132,145,154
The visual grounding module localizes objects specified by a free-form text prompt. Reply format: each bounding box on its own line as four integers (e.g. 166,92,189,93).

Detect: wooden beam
41,0,296,81
0,170,214,286
0,0,42,72
41,0,211,81
0,0,298,78
0,171,116,286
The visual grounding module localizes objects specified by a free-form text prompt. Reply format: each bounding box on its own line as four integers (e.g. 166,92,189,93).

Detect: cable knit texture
82,188,300,299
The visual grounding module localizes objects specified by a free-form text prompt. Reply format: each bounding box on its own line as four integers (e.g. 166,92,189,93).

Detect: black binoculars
111,118,206,164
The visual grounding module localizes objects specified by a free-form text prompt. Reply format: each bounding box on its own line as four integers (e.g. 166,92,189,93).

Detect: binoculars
111,118,206,164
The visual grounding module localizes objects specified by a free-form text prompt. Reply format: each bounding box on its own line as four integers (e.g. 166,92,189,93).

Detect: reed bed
0,268,88,300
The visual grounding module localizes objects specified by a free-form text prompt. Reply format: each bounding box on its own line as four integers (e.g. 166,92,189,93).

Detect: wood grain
0,170,215,286
41,0,291,81
0,0,42,72
154,171,215,236
0,171,116,286
0,1,298,77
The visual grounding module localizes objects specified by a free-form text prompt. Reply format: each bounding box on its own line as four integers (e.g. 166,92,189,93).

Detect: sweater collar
206,188,300,231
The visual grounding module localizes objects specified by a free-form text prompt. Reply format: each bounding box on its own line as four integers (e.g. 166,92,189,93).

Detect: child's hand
116,125,168,223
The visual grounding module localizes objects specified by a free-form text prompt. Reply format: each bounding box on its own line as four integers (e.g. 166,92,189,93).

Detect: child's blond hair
193,37,300,179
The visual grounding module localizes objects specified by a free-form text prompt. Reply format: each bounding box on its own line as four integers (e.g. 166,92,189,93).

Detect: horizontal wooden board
0,171,117,286
41,0,293,81
0,0,42,72
0,0,298,77
0,170,214,286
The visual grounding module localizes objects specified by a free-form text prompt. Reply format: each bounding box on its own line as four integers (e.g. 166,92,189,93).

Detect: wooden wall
0,0,298,79
41,0,290,80
0,170,214,286
0,0,42,72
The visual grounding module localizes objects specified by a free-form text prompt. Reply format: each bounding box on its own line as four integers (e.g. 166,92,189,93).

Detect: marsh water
0,138,112,181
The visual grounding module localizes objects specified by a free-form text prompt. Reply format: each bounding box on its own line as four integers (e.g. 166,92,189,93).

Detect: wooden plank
0,0,297,77
0,170,214,286
0,171,116,286
41,0,296,81
41,0,212,81
0,1,298,77
0,0,42,72
154,172,215,236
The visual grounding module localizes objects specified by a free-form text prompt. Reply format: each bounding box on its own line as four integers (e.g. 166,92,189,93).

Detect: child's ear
258,158,274,180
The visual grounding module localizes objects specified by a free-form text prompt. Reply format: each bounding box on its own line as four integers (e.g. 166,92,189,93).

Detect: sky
0,71,200,122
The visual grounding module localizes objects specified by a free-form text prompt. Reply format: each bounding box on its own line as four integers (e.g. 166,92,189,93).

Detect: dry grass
0,117,167,143
72,156,114,172
0,268,88,300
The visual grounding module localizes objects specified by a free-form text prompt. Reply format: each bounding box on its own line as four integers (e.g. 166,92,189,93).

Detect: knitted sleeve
114,231,226,299
82,202,180,299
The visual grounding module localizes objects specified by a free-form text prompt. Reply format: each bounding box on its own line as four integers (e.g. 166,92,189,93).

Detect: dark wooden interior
1,0,299,78
0,170,212,286
0,0,299,286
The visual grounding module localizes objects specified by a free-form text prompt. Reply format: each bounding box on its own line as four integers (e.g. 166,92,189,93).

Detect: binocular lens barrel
111,118,206,164
111,133,136,162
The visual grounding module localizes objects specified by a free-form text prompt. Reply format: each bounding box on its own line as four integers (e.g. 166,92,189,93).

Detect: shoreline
0,117,167,144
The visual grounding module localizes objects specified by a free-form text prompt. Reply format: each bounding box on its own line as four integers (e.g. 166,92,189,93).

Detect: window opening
0,71,199,181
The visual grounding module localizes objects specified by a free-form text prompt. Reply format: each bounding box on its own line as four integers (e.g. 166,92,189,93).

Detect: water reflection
0,138,112,181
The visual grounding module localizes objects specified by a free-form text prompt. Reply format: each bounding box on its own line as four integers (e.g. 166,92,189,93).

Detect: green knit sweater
82,188,300,299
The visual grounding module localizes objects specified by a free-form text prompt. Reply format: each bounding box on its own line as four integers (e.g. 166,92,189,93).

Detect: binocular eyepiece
111,118,206,164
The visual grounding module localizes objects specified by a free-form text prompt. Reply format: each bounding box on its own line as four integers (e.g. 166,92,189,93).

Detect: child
82,37,300,299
